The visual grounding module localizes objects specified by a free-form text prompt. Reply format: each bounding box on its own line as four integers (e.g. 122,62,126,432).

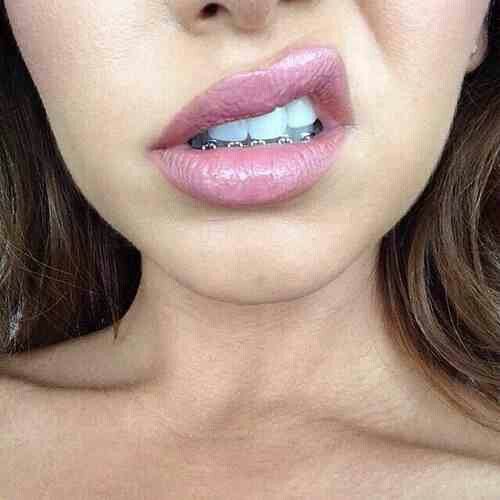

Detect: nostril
200,3,220,18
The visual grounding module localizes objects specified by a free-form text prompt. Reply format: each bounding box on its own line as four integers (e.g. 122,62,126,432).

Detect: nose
169,0,282,33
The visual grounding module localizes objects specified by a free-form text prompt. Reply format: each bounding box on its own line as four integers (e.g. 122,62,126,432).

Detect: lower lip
148,124,349,208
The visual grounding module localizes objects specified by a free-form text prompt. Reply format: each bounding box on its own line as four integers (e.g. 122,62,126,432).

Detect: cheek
3,1,146,193
331,0,491,232
5,1,74,99
361,0,489,76
4,1,133,119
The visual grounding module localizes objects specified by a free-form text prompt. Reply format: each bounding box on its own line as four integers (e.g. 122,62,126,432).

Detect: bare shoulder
1,340,500,499
358,441,500,499
435,460,500,498
304,429,500,499
0,374,499,499
0,325,155,389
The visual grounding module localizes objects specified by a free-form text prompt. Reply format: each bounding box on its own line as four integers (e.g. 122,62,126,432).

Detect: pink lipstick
148,45,355,208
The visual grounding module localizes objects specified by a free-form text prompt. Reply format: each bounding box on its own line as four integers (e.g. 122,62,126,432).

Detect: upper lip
149,44,355,150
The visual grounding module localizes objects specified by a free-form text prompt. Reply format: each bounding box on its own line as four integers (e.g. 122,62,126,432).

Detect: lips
147,44,355,208
149,44,355,151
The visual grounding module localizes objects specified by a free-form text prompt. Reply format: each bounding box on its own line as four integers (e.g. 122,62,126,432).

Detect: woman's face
5,1,490,304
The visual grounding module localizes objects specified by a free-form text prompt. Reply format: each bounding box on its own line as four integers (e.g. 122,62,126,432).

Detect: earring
471,43,478,57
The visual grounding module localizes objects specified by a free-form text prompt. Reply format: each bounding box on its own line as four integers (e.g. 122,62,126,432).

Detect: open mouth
187,95,324,150
149,45,354,152
148,44,354,208
188,119,324,150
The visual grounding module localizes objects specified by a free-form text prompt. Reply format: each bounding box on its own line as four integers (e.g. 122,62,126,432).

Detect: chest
2,424,499,499
1,381,499,499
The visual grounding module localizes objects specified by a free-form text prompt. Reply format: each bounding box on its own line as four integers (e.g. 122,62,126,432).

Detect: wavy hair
1,2,499,433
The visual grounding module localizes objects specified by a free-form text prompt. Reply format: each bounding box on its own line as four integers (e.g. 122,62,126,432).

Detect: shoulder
335,437,500,498
0,325,154,390
0,373,499,499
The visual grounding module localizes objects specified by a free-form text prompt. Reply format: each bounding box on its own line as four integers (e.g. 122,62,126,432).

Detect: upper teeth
207,96,318,142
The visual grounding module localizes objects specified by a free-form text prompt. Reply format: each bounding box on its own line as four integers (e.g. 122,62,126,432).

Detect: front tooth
285,96,318,128
247,106,288,141
208,119,249,142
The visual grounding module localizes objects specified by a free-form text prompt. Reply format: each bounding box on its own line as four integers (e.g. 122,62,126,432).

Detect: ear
466,22,489,73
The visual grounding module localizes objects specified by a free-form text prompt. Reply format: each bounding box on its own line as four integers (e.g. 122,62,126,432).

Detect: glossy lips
148,44,355,208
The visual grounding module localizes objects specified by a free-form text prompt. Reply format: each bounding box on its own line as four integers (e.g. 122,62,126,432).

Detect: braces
189,119,324,150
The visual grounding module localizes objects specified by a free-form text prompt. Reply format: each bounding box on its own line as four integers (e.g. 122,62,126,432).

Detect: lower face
5,0,490,304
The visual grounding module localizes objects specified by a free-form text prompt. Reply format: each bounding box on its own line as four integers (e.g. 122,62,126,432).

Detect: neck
112,247,433,442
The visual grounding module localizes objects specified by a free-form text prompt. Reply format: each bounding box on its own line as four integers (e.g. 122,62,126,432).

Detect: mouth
147,44,355,208
149,44,354,151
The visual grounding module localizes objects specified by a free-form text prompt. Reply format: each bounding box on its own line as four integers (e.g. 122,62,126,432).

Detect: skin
2,0,500,496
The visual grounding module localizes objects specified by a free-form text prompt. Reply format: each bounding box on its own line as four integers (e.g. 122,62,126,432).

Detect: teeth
205,95,318,144
194,121,322,150
208,119,248,142
286,96,317,128
247,106,288,141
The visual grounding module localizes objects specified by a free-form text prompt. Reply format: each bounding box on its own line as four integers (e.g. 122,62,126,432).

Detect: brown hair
1,2,499,433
